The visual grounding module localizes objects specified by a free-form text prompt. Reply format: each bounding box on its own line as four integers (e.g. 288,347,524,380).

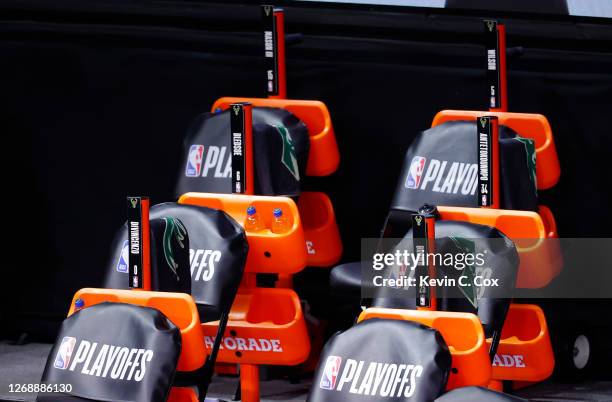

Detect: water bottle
244,205,265,232
271,208,290,234
74,298,85,312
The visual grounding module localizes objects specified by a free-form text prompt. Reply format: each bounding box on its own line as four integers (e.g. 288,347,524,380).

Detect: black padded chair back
391,121,538,214
38,303,180,402
308,318,451,402
176,107,309,197
105,202,248,322
372,220,519,340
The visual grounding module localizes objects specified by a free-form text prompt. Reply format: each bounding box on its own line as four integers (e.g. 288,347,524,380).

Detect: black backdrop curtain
1,0,611,339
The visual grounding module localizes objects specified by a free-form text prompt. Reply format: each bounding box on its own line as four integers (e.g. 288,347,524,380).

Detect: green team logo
129,198,138,208
449,236,478,308
162,217,187,280
275,125,300,180
514,136,537,196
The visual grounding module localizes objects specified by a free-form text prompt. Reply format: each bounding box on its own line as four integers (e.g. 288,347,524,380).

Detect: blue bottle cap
75,298,85,309
273,208,283,218
247,205,257,216
214,107,223,114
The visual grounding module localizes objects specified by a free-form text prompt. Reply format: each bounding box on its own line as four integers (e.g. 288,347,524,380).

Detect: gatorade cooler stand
205,7,342,381
384,23,562,388
430,21,562,388
211,5,342,270
179,192,313,402
178,97,340,402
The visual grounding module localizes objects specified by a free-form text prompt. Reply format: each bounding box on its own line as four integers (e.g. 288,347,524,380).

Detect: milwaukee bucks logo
480,117,488,128
232,105,241,116
129,198,138,208
162,217,187,280
449,236,478,308
514,137,538,196
263,5,272,16
486,20,496,32
275,125,300,180
414,215,423,226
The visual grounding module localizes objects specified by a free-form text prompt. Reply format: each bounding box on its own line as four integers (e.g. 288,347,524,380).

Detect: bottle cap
247,205,257,216
273,208,283,218
75,298,85,309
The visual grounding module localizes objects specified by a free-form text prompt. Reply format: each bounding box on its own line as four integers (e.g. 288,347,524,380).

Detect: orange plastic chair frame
437,206,562,288
69,288,206,373
432,110,560,190
201,288,310,366
358,308,492,390
489,304,554,382
212,97,340,177
179,192,308,274
178,192,314,402
298,191,343,267
168,387,198,402
538,205,558,238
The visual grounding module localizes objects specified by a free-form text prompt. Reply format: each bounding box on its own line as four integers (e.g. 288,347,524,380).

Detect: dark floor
1,342,612,402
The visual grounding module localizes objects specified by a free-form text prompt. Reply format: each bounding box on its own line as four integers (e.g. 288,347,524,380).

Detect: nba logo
116,240,129,273
54,337,76,370
405,156,426,189
185,145,204,177
319,356,342,390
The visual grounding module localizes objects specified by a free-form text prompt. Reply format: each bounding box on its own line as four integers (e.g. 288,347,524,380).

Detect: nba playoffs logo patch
116,240,129,273
54,336,76,370
405,156,426,189
185,145,204,177
320,355,342,390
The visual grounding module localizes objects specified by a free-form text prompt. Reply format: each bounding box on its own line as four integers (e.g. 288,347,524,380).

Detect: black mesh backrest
391,121,538,214
175,107,309,197
38,303,180,402
104,203,248,322
372,220,519,339
308,318,451,402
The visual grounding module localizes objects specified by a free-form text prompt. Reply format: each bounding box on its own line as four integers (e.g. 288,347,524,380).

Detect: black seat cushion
329,262,363,297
